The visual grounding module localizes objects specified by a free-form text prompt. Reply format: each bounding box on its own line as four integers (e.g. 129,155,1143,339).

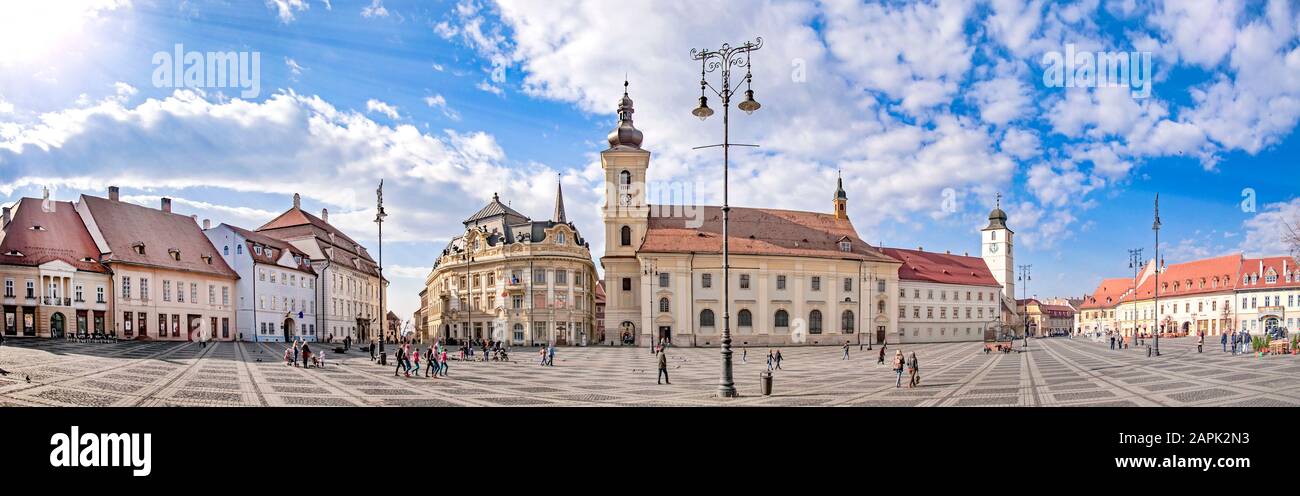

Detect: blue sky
2,0,1300,320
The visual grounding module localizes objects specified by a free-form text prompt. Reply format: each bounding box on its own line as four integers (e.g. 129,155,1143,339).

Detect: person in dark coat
394,346,407,376
656,349,670,385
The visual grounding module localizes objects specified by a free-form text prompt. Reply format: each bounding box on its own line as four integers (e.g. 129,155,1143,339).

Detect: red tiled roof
1080,277,1134,309
881,247,1000,287
1237,256,1300,291
80,195,237,279
1132,253,1241,300
257,206,381,278
0,198,108,273
594,280,606,303
639,205,897,264
221,224,315,275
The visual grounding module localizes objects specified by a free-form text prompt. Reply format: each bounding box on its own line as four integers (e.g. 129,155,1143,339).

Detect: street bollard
760,371,773,396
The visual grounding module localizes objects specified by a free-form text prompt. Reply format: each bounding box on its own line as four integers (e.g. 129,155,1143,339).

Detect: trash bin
760,371,773,396
379,351,387,366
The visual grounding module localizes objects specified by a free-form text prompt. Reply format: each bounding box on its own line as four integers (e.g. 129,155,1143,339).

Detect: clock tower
981,194,1014,302
600,81,650,345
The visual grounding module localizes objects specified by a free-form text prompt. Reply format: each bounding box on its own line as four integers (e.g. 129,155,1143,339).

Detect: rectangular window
658,272,669,288
913,307,920,319
811,276,821,291
739,274,750,289
223,318,230,338
878,280,886,293
209,285,216,305
776,275,786,290
3,279,11,297
843,277,852,292
25,280,34,298
701,273,712,288
557,270,568,286
512,295,523,309
121,276,131,299
163,281,172,302
140,278,149,301
191,283,198,304
621,277,631,291
222,286,229,305
75,285,84,302
96,286,105,303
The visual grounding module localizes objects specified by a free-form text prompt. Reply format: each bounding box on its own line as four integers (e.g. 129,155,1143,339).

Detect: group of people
873,342,919,387
1219,331,1255,355
393,341,450,378
538,344,556,366
459,338,509,362
282,337,322,368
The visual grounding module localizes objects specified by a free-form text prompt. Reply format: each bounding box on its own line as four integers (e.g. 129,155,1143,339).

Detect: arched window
619,170,632,187
620,226,631,246
223,246,229,256
809,310,823,334
738,309,752,327
842,310,854,332
236,245,243,255
774,310,789,328
877,300,885,314
659,297,669,313
700,309,715,327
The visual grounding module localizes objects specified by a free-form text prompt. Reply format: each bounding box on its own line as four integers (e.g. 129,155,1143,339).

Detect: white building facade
205,223,319,342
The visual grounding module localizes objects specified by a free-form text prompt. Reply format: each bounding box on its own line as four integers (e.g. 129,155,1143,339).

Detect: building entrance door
284,318,294,342
658,326,671,345
876,326,886,344
50,312,65,339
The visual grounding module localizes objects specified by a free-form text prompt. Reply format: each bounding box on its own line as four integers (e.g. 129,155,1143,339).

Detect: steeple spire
607,79,644,149
833,169,848,220
553,174,567,224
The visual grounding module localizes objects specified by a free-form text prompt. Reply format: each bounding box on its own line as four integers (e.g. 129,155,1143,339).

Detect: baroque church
599,83,1019,346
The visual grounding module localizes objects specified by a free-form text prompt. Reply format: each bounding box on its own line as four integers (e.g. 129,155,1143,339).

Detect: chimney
108,186,119,201
191,214,198,224
161,197,172,213
2,206,9,229
917,246,923,251
293,193,301,209
202,218,211,230
321,208,329,223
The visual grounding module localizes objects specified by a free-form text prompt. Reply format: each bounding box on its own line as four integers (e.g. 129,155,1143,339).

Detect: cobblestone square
2,336,1299,406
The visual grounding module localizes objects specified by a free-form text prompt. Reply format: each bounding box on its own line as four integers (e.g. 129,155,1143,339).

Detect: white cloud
1239,197,1300,257
285,57,306,80
1149,0,1240,68
361,0,388,18
266,0,309,23
387,265,430,279
365,98,400,119
423,94,460,121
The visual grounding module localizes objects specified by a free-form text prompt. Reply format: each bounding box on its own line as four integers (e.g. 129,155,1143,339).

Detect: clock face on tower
989,243,999,254
620,193,632,206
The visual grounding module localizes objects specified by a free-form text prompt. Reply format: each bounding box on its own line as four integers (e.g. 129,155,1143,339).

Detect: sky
2,0,1300,322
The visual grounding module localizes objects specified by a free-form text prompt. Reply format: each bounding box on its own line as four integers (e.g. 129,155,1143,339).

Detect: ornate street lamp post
1018,265,1032,342
1152,194,1162,357
375,180,387,364
1128,248,1143,347
642,259,658,353
690,37,763,398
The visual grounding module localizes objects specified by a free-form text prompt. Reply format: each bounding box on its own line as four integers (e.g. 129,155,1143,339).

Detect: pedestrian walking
775,349,783,370
394,346,407,377
842,341,850,360
439,349,449,377
657,349,670,385
301,341,312,369
1221,332,1228,352
892,350,905,388
1197,332,1204,353
766,349,774,371
741,348,747,364
907,352,920,388
547,344,556,366
411,347,421,376
292,339,301,366
877,346,886,365
425,347,436,378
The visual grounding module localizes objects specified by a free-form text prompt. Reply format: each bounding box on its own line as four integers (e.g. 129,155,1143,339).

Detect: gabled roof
1132,253,1241,300
882,247,1000,287
464,194,529,225
0,198,108,273
80,195,237,279
257,204,380,279
639,205,898,264
219,224,315,275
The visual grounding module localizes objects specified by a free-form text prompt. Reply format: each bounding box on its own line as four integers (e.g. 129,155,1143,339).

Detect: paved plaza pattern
2,336,1300,406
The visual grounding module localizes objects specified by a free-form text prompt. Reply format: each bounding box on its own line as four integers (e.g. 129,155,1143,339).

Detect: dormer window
168,248,181,261
132,242,146,255
254,245,262,255
4,250,23,257
29,224,45,231
201,255,212,265
839,241,852,252
556,232,566,245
